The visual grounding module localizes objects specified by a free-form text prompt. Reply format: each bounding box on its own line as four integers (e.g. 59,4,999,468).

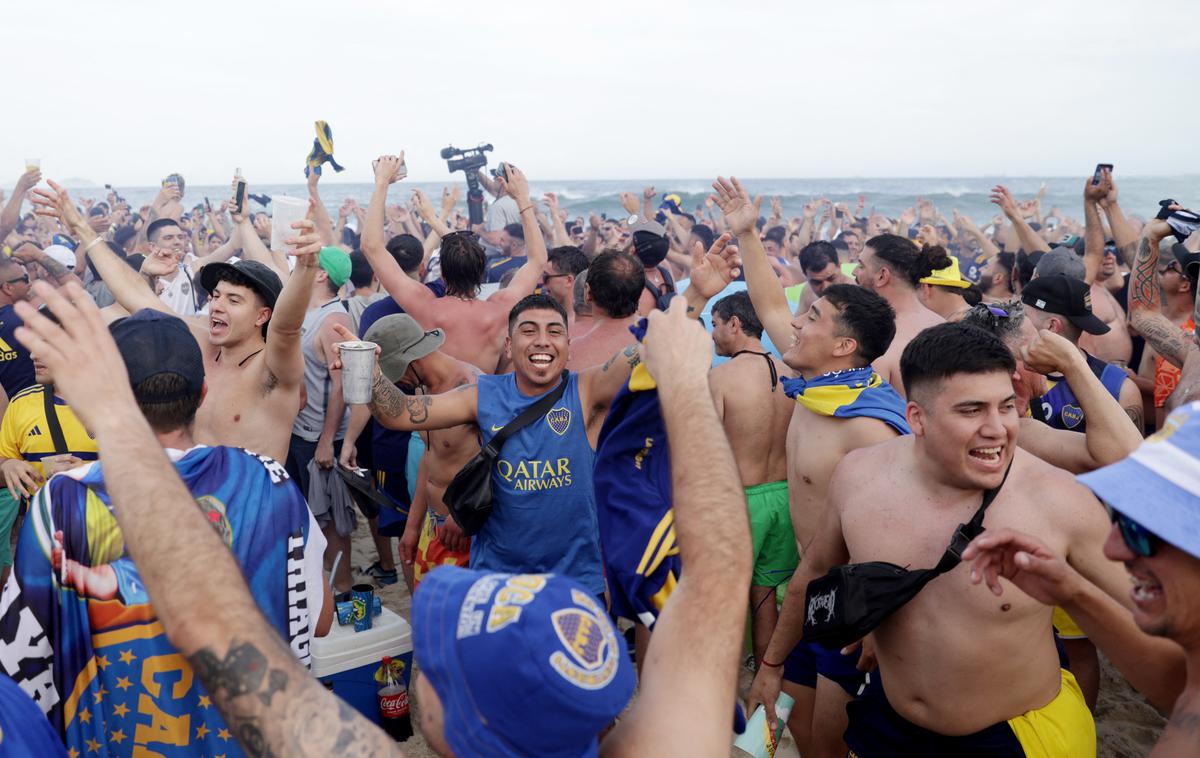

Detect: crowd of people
0,153,1196,758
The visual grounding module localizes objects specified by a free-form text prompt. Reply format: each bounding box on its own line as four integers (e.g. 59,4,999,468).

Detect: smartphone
204,197,212,213
233,168,247,216
1092,163,1113,186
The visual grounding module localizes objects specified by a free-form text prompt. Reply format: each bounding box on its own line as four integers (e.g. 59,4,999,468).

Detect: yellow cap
919,257,971,289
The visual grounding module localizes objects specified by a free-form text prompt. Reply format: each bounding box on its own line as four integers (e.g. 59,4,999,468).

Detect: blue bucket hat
1078,401,1200,558
413,566,635,757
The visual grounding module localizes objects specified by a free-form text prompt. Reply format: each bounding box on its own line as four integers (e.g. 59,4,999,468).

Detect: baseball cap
111,309,204,400
43,244,75,271
413,566,635,757
919,257,970,289
318,246,351,288
363,314,445,383
199,260,283,309
624,215,666,237
1078,402,1200,558
1021,274,1110,335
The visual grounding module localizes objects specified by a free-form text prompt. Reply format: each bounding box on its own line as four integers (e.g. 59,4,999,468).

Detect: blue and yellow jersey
0,446,323,757
485,256,524,284
0,384,98,477
594,364,680,628
0,304,35,398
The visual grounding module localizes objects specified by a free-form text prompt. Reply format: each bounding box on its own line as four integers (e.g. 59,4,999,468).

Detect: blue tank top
0,304,35,397
1034,352,1127,431
474,372,604,594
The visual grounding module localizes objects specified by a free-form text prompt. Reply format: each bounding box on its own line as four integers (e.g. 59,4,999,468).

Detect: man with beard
344,294,642,595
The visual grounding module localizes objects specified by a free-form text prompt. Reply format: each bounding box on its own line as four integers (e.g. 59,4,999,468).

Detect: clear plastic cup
270,195,309,252
339,341,378,404
24,158,40,172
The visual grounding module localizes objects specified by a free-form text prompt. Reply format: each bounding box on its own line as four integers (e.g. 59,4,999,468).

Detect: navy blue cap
414,567,635,757
111,309,204,399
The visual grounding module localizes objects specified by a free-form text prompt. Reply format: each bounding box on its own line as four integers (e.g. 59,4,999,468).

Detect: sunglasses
1105,503,1160,558
1158,261,1182,276
541,273,570,284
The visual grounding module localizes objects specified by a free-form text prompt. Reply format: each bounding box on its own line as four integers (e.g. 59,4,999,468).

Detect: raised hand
411,189,438,223
30,180,88,235
496,163,529,205
1020,328,1079,375
710,176,762,236
687,233,740,298
14,169,42,195
283,205,323,258
642,296,714,383
620,191,640,216
642,185,656,201
989,185,1020,218
771,196,784,218
1083,172,1108,205
543,191,559,214
373,154,406,186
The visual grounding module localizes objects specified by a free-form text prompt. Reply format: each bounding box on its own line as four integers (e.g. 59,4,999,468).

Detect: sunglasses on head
1105,502,1160,558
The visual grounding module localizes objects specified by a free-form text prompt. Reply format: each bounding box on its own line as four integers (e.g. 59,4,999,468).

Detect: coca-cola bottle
377,656,413,741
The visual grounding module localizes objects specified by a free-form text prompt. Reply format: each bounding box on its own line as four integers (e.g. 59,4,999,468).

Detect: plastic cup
339,341,378,405
24,158,39,173
270,195,309,252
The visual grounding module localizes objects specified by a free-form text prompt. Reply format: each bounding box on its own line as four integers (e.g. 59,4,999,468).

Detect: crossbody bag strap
485,371,570,455
42,387,68,455
934,460,1014,573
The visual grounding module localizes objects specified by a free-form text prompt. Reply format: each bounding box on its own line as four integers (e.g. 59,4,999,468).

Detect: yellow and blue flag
782,366,910,434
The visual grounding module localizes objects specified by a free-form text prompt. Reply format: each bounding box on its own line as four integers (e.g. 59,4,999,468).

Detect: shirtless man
698,177,907,758
361,155,546,373
707,291,793,665
32,180,315,463
853,233,947,396
565,251,643,370
337,293,643,595
347,315,481,589
748,323,1131,756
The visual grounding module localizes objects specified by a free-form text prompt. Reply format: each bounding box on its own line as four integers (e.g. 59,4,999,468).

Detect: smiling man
357,293,642,594
764,323,1129,756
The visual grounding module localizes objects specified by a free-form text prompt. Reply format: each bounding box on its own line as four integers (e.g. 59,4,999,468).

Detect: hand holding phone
1092,163,1113,186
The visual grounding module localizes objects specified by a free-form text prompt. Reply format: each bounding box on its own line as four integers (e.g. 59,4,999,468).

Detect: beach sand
344,519,1164,757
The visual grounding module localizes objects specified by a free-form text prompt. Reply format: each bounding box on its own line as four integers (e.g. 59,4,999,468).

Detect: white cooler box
311,606,414,725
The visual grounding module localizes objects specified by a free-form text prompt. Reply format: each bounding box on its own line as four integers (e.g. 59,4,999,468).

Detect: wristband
518,205,534,215
760,658,784,668
83,236,108,255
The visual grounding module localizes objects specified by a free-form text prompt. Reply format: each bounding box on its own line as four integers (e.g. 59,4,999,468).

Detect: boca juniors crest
549,590,619,690
546,407,571,436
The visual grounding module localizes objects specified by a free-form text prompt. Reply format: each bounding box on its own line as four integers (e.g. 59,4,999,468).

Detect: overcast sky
6,0,1198,186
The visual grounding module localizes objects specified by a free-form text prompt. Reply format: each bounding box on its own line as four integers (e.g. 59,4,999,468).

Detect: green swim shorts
746,480,797,602
0,488,19,568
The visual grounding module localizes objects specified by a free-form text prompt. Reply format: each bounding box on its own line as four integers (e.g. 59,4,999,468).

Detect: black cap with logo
1021,274,1110,335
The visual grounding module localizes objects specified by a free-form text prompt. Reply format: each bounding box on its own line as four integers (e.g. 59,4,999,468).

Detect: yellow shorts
1006,669,1096,757
1051,607,1087,640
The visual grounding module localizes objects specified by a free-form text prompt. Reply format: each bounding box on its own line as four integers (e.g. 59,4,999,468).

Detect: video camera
441,144,494,225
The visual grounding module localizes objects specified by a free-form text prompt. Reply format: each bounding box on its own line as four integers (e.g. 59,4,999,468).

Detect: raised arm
362,155,439,315
991,185,1050,255
601,299,751,758
264,210,323,390
1016,329,1143,471
11,243,81,288
187,221,242,273
954,210,1001,259
1081,177,1110,285
489,164,549,308
31,181,169,316
711,176,794,349
543,193,571,248
0,169,40,240
13,281,402,758
306,170,336,247
1097,170,1137,265
330,324,479,431
1131,220,1193,369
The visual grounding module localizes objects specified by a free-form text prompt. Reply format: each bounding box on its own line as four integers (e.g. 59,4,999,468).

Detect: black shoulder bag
802,464,1012,648
42,388,69,455
443,371,569,536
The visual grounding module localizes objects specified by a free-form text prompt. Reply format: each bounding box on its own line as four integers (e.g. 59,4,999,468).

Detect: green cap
318,246,351,288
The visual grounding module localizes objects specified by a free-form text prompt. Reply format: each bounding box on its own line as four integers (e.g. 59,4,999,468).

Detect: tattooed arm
11,282,404,758
368,370,479,431
580,342,643,437
1130,221,1195,369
